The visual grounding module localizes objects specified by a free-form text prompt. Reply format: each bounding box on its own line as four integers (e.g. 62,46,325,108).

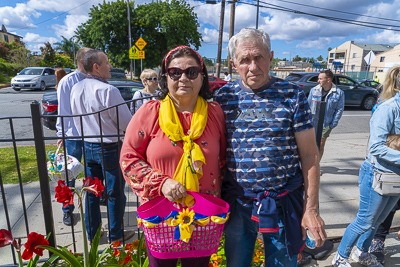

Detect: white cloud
24,32,58,44
296,37,332,49
355,30,400,44
0,3,41,30
52,14,89,39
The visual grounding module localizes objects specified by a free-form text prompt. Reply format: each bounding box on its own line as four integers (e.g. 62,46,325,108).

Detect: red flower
21,232,49,260
112,241,121,248
113,248,120,256
83,177,104,197
0,229,13,248
124,254,132,263
55,180,74,208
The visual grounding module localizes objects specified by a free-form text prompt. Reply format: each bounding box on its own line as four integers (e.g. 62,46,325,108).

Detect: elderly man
308,70,344,161
70,49,133,243
215,28,326,266
56,47,92,226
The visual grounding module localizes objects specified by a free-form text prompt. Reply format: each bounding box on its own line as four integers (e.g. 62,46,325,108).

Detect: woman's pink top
120,100,226,203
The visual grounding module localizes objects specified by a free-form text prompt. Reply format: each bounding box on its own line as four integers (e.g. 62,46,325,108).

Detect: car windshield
285,74,302,82
19,68,43,75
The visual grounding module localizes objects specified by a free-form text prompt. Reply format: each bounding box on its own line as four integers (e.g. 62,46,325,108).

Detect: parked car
208,75,228,91
359,79,383,93
11,67,57,91
110,68,126,79
41,79,144,131
284,72,379,110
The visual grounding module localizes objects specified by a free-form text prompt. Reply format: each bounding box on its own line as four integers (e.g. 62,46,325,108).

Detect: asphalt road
0,85,373,146
0,86,57,146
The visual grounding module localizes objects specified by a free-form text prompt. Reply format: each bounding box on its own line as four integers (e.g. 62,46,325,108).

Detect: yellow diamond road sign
135,37,147,50
129,45,139,59
138,50,145,59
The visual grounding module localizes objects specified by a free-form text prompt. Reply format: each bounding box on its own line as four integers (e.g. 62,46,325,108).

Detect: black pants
374,199,400,241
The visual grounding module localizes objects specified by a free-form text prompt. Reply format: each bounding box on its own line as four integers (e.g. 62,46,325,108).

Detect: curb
0,84,11,89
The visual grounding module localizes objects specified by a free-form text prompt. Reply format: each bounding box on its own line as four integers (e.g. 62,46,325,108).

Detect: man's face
230,38,273,90
95,52,112,80
318,73,331,88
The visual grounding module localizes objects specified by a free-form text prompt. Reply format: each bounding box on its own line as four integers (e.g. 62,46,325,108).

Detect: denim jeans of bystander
84,142,126,241
337,160,400,259
224,199,297,267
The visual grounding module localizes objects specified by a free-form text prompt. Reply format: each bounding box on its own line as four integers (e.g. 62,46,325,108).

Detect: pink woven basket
137,191,229,259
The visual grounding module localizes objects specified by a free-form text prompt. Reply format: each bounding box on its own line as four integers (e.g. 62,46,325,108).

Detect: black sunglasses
166,67,202,81
145,77,158,81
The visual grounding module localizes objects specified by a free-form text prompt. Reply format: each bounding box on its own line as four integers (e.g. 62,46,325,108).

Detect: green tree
317,55,323,61
40,42,56,66
53,36,80,60
202,57,213,66
293,55,302,62
54,53,75,68
75,0,202,72
308,57,315,63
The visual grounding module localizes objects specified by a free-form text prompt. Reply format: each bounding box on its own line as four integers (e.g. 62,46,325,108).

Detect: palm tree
53,36,80,61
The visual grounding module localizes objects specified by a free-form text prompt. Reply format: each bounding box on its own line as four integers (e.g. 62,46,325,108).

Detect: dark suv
285,72,379,110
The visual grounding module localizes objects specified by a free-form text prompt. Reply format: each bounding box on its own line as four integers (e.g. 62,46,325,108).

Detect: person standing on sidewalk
332,66,400,267
308,70,344,161
215,28,326,267
70,49,134,243
56,47,92,226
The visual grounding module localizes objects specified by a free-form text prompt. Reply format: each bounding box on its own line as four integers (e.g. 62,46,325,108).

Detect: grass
0,145,84,184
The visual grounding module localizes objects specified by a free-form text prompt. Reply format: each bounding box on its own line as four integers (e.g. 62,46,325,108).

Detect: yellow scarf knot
159,94,208,206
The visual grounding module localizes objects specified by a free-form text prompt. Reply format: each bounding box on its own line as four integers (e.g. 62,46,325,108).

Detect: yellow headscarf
159,94,207,206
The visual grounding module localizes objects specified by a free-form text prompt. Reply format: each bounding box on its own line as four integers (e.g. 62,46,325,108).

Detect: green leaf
142,257,149,267
38,245,83,267
41,254,60,267
89,223,103,266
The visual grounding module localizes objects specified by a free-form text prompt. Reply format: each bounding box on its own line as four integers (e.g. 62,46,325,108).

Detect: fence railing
0,96,152,266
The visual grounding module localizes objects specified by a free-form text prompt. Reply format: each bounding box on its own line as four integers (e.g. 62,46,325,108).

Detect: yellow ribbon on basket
159,94,207,207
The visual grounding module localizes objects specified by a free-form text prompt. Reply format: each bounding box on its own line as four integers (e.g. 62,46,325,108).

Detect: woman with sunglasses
131,68,159,112
120,46,227,267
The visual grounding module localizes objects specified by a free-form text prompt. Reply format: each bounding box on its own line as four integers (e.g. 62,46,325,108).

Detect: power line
241,0,400,32
12,0,93,32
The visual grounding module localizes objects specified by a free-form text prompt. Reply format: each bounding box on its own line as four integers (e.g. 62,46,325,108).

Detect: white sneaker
351,250,384,267
332,253,351,267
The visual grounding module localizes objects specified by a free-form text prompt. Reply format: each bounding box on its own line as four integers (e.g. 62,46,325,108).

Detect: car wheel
361,95,376,110
40,81,46,91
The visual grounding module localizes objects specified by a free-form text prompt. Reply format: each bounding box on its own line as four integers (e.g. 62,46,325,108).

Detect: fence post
30,101,56,249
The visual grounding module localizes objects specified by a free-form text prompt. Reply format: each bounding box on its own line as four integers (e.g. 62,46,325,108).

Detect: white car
11,67,57,91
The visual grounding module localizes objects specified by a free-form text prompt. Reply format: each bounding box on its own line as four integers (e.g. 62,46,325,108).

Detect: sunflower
177,208,195,226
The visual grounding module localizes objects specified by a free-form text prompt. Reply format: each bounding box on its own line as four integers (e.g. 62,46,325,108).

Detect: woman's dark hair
158,47,213,100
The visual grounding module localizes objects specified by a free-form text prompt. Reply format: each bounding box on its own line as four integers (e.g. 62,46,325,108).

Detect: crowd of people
54,28,400,267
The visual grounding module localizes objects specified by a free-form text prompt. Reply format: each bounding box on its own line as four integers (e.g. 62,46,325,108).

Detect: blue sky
2,0,400,64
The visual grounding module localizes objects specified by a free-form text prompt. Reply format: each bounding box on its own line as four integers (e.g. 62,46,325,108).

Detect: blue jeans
84,142,126,241
224,199,297,267
337,160,400,258
62,139,83,213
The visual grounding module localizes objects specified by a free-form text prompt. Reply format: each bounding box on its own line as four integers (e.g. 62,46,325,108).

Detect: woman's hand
161,178,187,202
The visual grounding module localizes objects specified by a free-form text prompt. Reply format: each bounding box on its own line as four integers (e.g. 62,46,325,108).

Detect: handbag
47,145,84,182
372,170,400,196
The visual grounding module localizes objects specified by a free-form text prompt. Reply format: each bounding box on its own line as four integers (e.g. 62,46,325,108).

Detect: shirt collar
86,74,108,84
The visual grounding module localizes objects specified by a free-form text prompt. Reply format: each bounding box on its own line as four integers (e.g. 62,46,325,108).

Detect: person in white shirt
224,71,232,82
56,47,92,226
70,49,134,243
130,69,159,112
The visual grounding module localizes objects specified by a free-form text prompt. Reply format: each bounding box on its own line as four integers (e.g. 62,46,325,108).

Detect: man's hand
161,178,187,202
57,139,63,147
301,209,327,248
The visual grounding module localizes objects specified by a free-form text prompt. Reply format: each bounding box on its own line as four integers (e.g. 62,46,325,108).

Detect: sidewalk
0,132,399,266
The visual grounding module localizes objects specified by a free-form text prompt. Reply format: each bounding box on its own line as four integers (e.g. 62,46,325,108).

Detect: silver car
11,67,57,91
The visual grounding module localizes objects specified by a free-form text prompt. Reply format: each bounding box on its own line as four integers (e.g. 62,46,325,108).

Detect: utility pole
227,0,237,75
215,0,225,78
127,0,134,79
256,0,259,29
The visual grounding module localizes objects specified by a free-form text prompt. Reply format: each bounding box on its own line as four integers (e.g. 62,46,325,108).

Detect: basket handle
137,191,229,219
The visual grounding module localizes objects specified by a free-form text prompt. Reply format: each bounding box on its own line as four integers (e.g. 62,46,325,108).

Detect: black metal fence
0,96,152,266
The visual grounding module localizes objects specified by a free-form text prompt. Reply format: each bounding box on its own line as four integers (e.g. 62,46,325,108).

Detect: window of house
353,53,357,58
4,34,8,43
380,57,385,62
351,65,355,70
329,53,334,58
